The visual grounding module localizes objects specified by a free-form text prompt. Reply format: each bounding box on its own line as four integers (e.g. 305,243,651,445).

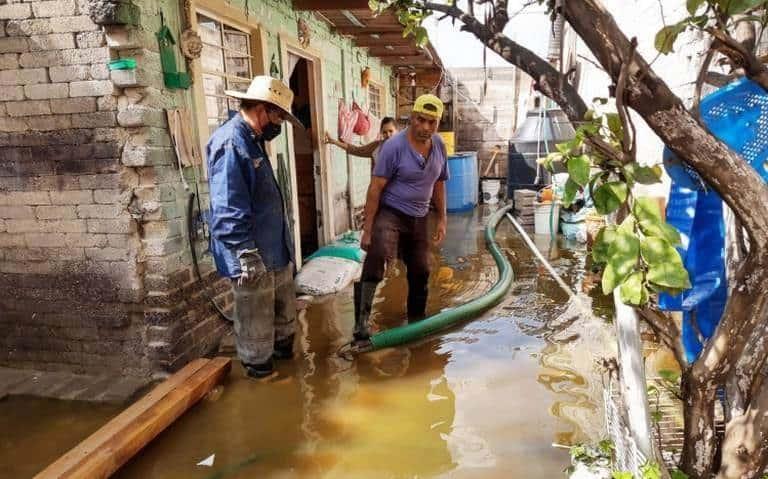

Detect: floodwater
3,206,616,478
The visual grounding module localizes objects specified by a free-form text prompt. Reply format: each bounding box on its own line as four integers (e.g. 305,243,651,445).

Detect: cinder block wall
0,0,230,377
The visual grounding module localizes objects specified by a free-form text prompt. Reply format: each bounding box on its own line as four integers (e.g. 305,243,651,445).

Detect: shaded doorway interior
289,55,320,258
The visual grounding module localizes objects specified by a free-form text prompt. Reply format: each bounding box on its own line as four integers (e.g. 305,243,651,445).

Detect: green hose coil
368,204,515,350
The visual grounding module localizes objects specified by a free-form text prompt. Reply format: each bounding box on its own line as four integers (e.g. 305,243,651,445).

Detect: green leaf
687,0,705,14
568,154,591,186
563,178,580,207
639,220,682,246
717,0,766,15
598,439,614,455
606,112,622,139
671,470,690,479
624,163,663,185
641,236,682,265
592,225,617,264
640,462,662,479
414,26,428,46
647,260,692,290
633,197,663,223
655,22,687,54
602,228,640,295
612,472,633,479
651,410,663,423
619,271,647,305
593,181,628,215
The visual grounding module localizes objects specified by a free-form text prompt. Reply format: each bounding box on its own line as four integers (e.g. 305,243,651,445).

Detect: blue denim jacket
207,114,294,277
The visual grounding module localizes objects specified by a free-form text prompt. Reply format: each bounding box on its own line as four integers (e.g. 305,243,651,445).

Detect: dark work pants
361,205,431,318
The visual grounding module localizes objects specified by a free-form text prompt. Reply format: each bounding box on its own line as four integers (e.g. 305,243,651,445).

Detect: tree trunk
682,372,719,477
718,383,768,479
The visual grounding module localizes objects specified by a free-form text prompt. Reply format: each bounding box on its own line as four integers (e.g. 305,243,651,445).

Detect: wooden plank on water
34,357,231,479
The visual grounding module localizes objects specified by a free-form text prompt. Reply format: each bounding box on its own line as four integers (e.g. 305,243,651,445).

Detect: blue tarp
660,78,768,362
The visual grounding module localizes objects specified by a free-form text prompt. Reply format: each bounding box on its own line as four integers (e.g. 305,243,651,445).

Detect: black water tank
506,143,549,198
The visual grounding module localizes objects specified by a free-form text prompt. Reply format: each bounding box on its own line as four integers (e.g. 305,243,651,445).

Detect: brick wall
0,0,230,377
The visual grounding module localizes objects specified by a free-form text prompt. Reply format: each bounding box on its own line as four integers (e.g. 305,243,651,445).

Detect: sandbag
295,256,361,296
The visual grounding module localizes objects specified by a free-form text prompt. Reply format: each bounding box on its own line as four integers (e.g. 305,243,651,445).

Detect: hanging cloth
166,108,203,190
338,99,358,143
351,101,371,136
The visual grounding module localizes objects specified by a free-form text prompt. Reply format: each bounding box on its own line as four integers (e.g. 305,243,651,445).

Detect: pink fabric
352,101,371,136
338,99,358,143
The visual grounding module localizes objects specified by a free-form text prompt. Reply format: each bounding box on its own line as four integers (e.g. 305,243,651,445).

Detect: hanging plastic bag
352,101,371,136
338,99,358,143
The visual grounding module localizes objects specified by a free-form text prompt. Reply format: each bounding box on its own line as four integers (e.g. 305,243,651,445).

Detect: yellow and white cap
413,94,444,120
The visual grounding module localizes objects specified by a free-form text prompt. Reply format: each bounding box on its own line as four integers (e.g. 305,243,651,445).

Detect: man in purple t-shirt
352,94,449,344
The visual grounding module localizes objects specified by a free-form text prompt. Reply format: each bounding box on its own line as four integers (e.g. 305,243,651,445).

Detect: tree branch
639,306,688,370
693,45,715,118
708,26,768,91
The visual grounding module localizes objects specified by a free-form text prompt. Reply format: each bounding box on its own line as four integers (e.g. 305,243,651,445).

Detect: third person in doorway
352,95,449,344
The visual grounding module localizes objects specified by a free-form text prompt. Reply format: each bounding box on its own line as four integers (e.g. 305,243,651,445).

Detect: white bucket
481,179,501,204
534,201,560,236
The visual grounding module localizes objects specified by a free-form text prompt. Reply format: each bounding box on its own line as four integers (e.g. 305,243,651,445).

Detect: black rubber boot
354,281,378,341
243,357,275,379
407,274,429,322
273,334,295,360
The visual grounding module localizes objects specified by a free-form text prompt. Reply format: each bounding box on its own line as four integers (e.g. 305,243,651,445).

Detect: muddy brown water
2,207,615,478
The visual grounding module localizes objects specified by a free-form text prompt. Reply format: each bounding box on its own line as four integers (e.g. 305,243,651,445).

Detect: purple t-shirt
373,129,449,217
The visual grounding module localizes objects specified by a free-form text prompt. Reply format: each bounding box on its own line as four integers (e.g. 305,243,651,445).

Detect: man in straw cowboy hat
207,76,304,379
352,94,449,344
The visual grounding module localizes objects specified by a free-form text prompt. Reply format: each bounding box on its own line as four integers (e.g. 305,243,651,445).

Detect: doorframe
279,33,334,262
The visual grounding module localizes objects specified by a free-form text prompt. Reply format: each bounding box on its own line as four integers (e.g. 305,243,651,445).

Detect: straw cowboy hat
225,75,304,129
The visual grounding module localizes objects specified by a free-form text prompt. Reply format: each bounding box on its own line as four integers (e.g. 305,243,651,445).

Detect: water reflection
8,206,614,478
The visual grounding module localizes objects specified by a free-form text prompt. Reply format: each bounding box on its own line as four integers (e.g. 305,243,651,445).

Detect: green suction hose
367,204,515,350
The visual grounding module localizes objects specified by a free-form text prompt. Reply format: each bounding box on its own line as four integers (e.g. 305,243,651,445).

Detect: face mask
261,121,282,141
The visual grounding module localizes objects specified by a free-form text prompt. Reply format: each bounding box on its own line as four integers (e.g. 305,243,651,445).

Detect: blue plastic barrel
446,152,478,213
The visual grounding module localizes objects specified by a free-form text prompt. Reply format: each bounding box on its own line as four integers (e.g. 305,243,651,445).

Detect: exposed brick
78,171,134,189
24,83,68,100
61,47,109,65
106,233,129,248
5,99,49,116
76,204,123,218
87,218,135,234
75,31,104,48
0,85,23,101
0,53,18,69
24,232,66,247
122,146,174,167
0,206,34,219
0,4,32,20
90,63,109,80
28,33,75,51
6,219,85,233
85,247,128,261
63,232,107,247
0,102,5,116
70,111,116,128
0,233,26,247
26,114,72,131
0,36,28,53
117,106,166,128
50,97,96,114
35,205,76,220
0,191,49,206
4,19,52,36
49,190,92,205
49,65,87,83
69,80,113,97
0,22,5,38
18,50,62,68
96,95,117,111
0,116,27,132
94,189,128,204
0,68,47,86
49,16,97,33
32,0,76,18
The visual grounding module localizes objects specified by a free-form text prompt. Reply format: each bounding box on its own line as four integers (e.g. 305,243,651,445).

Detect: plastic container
439,131,455,155
108,58,137,70
446,152,478,213
534,201,560,236
481,179,501,204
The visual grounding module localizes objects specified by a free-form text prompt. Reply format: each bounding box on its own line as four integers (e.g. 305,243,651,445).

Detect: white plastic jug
534,201,560,236
481,179,501,204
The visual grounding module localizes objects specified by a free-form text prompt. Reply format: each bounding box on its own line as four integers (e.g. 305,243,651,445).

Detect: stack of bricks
513,189,537,230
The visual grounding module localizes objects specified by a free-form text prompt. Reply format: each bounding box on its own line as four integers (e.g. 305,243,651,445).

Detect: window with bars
368,82,383,118
197,13,253,137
